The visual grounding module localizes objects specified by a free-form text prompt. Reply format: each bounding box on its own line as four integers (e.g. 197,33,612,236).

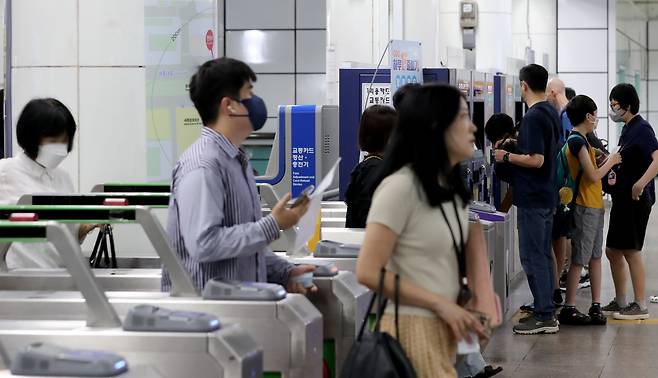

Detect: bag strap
374,268,387,332
357,268,388,340
395,274,400,339
565,132,588,206
355,268,402,340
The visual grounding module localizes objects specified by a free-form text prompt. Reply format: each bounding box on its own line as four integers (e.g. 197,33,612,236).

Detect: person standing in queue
602,84,658,320
162,57,316,293
545,77,572,307
356,84,500,378
0,98,97,268
344,105,397,228
495,64,561,335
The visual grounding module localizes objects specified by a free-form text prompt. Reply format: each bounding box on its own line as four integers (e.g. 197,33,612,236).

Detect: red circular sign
205,30,214,51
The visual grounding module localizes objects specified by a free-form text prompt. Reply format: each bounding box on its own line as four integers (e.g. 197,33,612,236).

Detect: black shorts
552,208,572,240
607,198,652,251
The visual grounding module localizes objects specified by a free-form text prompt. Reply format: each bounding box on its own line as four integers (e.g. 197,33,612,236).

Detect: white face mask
35,143,68,170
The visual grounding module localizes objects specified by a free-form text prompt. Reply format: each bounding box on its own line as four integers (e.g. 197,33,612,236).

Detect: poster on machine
389,40,423,94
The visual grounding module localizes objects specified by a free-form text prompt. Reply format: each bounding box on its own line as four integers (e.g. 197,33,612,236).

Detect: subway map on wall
145,0,218,181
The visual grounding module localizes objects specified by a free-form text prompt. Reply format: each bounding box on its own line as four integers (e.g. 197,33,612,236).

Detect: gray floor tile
511,363,603,378
600,363,658,378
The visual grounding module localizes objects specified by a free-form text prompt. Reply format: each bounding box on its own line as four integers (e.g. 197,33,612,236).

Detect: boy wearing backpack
557,95,621,325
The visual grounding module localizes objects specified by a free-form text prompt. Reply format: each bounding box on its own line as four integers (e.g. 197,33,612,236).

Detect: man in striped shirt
162,57,315,294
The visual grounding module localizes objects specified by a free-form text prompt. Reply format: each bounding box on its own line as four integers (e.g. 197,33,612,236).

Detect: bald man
546,77,574,308
546,78,572,145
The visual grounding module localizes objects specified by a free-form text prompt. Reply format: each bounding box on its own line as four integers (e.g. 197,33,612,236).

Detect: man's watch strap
503,152,511,163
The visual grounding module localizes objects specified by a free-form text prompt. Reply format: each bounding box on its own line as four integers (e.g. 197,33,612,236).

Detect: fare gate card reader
10,343,128,377
123,305,221,333
202,279,287,301
314,240,360,258
469,201,496,214
289,259,339,277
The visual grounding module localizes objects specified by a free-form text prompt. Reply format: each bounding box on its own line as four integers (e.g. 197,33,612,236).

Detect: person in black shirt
494,64,561,334
602,84,658,320
485,113,516,212
344,105,397,228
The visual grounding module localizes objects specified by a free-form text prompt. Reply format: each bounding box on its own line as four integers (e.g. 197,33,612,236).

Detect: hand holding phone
288,185,314,208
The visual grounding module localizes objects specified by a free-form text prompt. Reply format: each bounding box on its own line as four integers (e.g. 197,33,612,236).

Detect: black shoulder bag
340,268,416,378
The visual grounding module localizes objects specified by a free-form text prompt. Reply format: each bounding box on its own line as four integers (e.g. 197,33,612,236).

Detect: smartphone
288,185,314,208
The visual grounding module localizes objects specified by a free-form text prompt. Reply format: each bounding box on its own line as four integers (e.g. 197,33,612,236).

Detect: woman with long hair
356,84,499,377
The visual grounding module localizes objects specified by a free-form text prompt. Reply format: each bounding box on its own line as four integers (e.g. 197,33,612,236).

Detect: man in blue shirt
495,64,561,334
545,77,571,306
162,57,316,293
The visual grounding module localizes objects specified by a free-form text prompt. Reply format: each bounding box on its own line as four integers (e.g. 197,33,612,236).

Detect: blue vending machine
338,67,478,200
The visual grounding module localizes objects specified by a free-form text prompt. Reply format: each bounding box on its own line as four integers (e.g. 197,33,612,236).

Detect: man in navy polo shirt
495,64,561,334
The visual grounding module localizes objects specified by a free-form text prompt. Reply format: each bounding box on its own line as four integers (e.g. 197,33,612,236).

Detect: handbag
89,225,117,268
340,268,416,378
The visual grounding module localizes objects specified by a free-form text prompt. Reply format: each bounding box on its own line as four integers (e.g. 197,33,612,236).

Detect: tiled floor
484,203,658,377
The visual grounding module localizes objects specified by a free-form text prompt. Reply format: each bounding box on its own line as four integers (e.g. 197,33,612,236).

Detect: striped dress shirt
162,127,292,291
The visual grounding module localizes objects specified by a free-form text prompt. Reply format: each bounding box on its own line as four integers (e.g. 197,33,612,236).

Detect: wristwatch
503,152,511,163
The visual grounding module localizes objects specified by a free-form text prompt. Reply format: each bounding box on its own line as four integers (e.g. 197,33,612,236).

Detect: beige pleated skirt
380,313,457,378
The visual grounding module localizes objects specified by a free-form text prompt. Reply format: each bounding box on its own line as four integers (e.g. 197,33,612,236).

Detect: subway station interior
0,0,657,377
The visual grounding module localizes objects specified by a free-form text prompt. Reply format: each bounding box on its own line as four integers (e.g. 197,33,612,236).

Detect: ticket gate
472,209,514,315
0,221,262,378
284,258,369,377
0,206,323,377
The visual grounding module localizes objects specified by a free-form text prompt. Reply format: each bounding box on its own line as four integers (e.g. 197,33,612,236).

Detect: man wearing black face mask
161,57,317,294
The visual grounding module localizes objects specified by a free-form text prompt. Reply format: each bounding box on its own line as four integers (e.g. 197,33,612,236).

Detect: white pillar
326,0,390,105
511,0,556,73
437,0,465,68
556,0,612,145
436,0,513,73
401,0,441,67
474,0,512,73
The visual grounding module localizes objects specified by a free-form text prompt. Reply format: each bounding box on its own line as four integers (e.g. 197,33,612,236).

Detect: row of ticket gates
0,180,522,378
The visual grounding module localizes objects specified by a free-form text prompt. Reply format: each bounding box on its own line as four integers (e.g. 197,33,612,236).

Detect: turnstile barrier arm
15,195,32,206
0,222,121,328
135,207,198,297
257,183,279,210
46,223,122,328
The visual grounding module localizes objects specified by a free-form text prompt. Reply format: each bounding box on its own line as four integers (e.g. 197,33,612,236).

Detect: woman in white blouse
0,98,96,268
356,84,500,377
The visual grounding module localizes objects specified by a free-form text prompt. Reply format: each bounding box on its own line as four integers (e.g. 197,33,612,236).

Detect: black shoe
589,303,607,325
578,273,591,289
513,317,560,334
558,306,591,325
553,289,564,306
559,271,568,291
472,365,503,378
520,302,534,313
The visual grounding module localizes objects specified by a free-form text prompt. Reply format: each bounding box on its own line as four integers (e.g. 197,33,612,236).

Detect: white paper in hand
292,159,341,252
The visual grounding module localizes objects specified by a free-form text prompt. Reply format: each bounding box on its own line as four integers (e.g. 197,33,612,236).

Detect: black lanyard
438,198,471,306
